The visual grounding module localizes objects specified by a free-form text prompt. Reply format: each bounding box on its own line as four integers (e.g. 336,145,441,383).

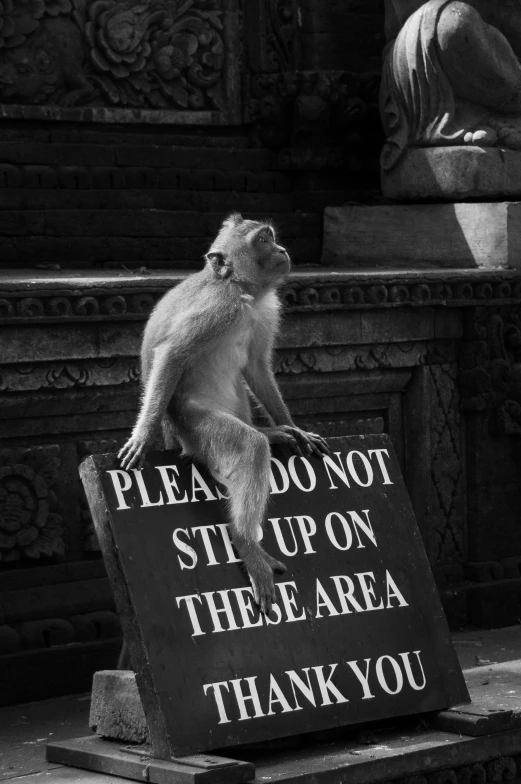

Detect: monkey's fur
119,213,329,613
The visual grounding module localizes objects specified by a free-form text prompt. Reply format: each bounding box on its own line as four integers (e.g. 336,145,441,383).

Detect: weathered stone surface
382,147,521,202
381,1,521,199
3,268,521,705
323,203,521,269
0,2,238,125
90,671,149,744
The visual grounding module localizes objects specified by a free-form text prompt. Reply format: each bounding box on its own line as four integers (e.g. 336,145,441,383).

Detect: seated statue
381,0,521,175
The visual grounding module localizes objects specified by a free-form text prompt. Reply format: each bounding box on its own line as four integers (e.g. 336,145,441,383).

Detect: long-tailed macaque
118,213,329,613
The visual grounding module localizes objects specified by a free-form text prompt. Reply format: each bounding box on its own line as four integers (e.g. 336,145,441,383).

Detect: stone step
0,142,275,171
0,236,321,267
0,190,295,214
83,662,521,782
0,190,351,214
46,728,521,784
0,127,250,148
0,211,322,239
0,165,291,192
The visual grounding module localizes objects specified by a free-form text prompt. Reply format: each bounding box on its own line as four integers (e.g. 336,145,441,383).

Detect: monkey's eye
257,236,267,244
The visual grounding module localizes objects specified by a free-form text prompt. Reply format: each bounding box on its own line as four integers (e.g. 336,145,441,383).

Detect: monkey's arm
118,340,188,470
243,354,292,426
244,352,330,457
119,284,242,470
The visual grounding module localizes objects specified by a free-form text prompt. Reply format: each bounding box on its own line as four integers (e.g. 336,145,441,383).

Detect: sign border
80,435,470,759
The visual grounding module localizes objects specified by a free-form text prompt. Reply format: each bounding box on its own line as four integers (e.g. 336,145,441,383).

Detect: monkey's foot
261,425,331,458
239,545,286,616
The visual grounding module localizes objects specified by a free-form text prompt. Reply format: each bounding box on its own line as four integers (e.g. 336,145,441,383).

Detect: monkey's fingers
260,595,272,616
289,428,330,457
267,557,286,575
119,441,146,471
306,440,326,458
304,432,331,455
249,575,260,608
118,441,132,462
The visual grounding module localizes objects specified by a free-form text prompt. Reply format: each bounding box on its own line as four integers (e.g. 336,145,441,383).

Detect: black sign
80,435,469,758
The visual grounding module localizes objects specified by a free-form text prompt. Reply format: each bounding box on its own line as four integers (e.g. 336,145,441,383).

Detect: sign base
46,735,255,783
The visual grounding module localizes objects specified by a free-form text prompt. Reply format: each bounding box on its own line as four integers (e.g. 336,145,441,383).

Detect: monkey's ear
206,251,232,279
224,212,243,227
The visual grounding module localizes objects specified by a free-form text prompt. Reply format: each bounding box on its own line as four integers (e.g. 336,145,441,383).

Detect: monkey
118,213,330,614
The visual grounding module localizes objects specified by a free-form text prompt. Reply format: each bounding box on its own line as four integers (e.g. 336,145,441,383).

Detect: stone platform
1,626,520,783
4,268,521,706
322,203,521,269
381,146,521,203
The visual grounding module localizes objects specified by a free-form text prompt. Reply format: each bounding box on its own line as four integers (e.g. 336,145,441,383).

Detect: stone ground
1,626,520,783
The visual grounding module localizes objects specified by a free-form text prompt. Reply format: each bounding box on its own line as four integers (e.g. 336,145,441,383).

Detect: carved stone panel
0,0,239,124
0,445,64,564
405,364,465,570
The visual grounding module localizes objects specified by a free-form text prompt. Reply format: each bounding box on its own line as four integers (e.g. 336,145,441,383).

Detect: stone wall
299,0,385,72
3,268,521,704
4,0,520,711
0,0,385,276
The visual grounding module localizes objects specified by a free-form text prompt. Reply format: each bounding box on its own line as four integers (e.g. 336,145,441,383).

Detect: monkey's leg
180,407,286,614
161,415,180,450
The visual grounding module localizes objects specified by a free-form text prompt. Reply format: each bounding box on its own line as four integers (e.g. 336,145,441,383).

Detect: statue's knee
437,2,483,53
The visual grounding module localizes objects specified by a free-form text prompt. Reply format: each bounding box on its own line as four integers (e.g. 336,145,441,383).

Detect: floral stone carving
381,1,521,199
0,447,64,563
0,0,226,111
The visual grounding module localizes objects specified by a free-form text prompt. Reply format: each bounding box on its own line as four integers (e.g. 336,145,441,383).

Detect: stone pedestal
322,203,521,269
382,147,521,203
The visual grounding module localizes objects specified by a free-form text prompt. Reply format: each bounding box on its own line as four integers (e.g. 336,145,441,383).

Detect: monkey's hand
262,425,331,458
236,541,286,616
118,428,155,471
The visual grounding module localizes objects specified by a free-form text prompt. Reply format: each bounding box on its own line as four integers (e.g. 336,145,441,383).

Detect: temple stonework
381,0,521,199
2,0,521,710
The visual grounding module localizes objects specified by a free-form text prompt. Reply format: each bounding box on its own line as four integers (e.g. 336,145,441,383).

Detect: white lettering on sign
323,449,394,491
100,441,442,745
155,465,189,504
175,571,408,636
171,524,241,569
324,509,377,551
202,650,427,724
106,470,132,510
269,516,317,556
106,447,395,510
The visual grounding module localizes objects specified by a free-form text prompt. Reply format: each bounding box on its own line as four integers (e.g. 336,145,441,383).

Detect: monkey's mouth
273,256,291,269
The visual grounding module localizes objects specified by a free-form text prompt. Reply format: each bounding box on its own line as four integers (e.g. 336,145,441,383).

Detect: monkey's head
206,213,291,289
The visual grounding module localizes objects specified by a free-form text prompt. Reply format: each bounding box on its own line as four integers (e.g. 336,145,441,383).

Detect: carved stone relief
459,305,521,435
274,342,432,375
0,0,227,112
382,0,521,165
428,363,465,566
0,446,64,564
245,0,299,75
0,357,140,392
381,0,521,198
248,69,381,171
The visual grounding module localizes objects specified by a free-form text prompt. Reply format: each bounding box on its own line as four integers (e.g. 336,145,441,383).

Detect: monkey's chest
227,322,252,370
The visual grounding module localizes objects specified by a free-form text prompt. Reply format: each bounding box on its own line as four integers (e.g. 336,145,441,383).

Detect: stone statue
381,0,521,198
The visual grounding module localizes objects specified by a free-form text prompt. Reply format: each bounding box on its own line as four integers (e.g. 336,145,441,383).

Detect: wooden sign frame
80,435,469,759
